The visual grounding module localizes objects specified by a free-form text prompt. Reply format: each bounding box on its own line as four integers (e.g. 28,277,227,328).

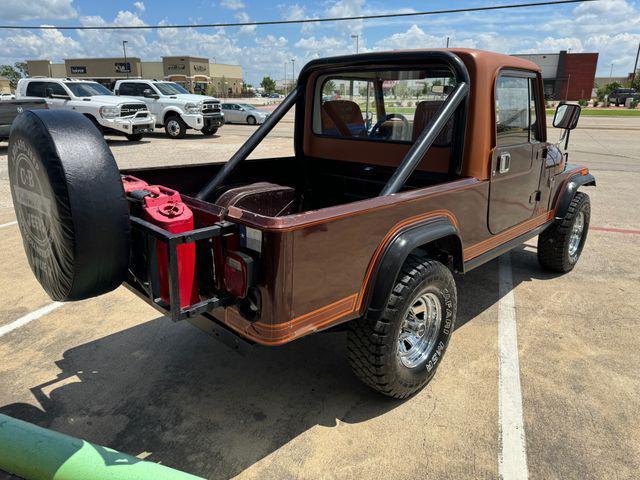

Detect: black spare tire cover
8,110,130,301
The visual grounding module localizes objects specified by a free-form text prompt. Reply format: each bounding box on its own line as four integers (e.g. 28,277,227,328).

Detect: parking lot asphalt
0,116,639,479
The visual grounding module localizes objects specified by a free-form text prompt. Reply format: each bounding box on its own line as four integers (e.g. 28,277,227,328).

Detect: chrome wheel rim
167,119,180,136
568,211,585,259
397,292,442,369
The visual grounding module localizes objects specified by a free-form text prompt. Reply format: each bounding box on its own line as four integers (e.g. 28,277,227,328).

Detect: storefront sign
115,62,131,73
167,64,186,72
69,66,87,74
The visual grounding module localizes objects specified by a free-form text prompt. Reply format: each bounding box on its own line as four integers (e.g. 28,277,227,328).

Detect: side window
26,81,46,97
47,82,67,96
135,83,151,96
529,78,540,142
118,82,135,96
495,76,530,146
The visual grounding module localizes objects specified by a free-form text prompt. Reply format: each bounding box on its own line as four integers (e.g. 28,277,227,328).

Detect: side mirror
143,88,158,99
114,89,120,95
45,87,54,98
553,103,581,130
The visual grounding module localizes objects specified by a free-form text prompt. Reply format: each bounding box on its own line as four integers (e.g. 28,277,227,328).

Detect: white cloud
326,0,365,33
375,25,443,51
133,2,145,13
4,0,77,20
219,0,245,11
235,12,256,34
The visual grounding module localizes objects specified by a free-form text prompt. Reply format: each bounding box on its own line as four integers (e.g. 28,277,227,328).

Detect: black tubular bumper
203,115,224,128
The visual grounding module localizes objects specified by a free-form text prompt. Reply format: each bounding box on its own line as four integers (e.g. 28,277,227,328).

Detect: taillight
223,251,254,299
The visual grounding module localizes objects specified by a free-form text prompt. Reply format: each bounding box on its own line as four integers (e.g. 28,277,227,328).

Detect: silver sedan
220,103,270,125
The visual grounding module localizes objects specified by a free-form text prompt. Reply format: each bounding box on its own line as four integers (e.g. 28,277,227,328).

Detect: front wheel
348,255,456,398
164,116,187,139
246,115,257,125
538,192,590,273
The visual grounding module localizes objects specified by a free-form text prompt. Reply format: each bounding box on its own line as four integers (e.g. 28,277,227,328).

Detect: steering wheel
369,113,410,140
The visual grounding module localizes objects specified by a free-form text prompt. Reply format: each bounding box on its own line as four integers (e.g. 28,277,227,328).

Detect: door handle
499,152,511,174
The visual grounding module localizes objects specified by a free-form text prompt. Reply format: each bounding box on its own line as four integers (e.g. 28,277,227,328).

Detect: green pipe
0,414,204,480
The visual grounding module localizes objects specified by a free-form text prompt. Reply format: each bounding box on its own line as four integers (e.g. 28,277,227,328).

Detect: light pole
122,40,129,79
446,36,450,48
351,34,359,53
284,62,287,95
610,63,614,80
291,58,295,85
632,41,640,86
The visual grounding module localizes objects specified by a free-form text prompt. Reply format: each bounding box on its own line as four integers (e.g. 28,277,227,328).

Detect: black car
608,88,640,106
0,98,48,141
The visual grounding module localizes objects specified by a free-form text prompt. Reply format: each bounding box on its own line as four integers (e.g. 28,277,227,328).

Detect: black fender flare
363,217,461,322
555,172,596,220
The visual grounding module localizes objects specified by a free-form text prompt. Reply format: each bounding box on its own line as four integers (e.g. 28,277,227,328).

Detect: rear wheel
164,115,187,138
348,255,456,398
538,192,590,273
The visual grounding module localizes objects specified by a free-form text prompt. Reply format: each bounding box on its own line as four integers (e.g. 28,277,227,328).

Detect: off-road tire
538,192,590,273
125,133,143,141
246,115,257,125
164,115,187,138
201,127,218,136
347,255,456,399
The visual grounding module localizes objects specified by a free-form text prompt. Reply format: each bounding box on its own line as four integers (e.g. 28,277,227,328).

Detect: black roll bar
379,81,469,196
197,87,300,200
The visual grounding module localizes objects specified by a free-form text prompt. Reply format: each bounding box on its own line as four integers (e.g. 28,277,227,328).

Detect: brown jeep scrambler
8,49,594,398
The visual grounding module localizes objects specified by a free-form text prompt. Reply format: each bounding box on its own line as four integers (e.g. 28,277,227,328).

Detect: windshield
238,103,258,110
64,82,113,97
153,82,190,95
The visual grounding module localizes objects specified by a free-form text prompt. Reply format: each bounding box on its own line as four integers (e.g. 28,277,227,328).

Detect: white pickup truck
16,78,154,141
114,80,224,138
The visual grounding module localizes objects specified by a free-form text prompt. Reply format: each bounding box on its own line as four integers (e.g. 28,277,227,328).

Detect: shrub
630,99,639,110
578,99,588,107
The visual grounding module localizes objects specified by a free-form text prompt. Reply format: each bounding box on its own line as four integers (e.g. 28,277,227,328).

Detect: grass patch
546,108,640,117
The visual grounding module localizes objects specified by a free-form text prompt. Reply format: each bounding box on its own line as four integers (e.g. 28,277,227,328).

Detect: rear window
313,67,456,145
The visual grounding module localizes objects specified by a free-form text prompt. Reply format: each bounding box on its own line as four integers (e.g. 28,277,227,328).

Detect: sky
1,0,640,86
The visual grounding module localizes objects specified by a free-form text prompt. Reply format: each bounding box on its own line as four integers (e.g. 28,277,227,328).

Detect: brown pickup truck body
9,49,594,397
122,49,593,344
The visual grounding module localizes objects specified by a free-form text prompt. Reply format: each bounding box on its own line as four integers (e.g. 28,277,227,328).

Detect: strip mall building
513,50,599,101
26,56,243,96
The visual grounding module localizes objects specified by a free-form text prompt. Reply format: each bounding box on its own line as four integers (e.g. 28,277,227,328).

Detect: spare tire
8,110,130,301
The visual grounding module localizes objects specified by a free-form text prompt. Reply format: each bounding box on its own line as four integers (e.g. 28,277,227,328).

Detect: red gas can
122,175,149,194
142,185,199,309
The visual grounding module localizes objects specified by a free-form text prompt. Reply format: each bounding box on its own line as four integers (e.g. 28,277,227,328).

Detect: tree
323,80,337,96
14,62,28,78
0,63,25,89
260,76,276,93
596,81,622,101
631,70,640,91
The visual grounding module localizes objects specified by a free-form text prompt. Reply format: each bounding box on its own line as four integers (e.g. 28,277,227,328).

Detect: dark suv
608,88,640,106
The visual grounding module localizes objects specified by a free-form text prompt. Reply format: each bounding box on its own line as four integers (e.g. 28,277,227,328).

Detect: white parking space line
0,302,63,338
498,253,529,480
0,221,18,229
